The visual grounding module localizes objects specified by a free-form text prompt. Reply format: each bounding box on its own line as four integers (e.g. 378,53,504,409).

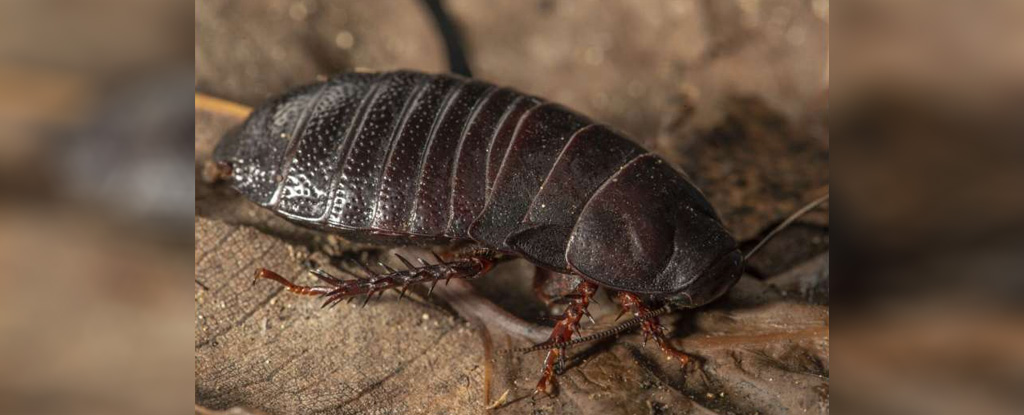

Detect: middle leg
533,279,598,396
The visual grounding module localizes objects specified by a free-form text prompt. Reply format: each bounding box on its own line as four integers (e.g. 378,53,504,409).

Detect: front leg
616,292,690,366
534,280,598,396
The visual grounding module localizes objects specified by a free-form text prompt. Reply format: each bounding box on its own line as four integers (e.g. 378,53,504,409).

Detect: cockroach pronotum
210,70,828,395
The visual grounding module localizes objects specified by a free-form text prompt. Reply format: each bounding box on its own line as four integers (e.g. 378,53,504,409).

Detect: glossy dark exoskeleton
214,70,743,394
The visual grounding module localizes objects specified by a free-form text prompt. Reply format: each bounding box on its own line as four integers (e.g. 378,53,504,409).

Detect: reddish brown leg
534,280,598,396
253,269,336,296
253,251,495,308
616,292,690,366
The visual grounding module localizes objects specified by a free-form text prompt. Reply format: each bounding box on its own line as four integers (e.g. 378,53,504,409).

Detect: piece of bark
195,216,488,414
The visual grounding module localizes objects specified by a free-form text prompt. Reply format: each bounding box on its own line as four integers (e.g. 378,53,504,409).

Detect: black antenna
743,192,830,262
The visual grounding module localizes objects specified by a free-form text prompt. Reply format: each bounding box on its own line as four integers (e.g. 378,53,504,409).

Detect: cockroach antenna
743,192,830,262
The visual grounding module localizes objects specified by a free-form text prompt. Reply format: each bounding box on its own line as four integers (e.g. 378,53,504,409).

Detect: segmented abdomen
264,71,649,271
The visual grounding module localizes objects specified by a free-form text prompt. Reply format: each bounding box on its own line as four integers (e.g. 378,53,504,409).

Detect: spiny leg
534,280,598,396
616,292,690,366
253,250,496,308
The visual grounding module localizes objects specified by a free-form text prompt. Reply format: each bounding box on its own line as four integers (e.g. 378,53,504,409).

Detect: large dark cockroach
212,70,826,395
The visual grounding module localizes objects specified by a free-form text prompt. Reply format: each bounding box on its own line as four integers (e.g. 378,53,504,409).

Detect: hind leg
254,250,496,307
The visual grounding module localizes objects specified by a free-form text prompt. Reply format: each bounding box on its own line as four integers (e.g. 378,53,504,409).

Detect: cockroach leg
534,280,598,397
616,292,690,366
253,251,496,308
252,268,335,296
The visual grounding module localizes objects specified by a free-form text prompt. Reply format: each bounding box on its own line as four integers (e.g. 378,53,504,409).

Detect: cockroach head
664,249,743,308
565,155,743,308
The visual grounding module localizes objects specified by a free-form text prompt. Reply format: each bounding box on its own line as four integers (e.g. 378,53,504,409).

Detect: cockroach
211,70,828,395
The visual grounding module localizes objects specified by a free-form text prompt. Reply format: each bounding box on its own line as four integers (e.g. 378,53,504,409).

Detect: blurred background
0,0,1022,414
0,0,194,414
836,1,1024,414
